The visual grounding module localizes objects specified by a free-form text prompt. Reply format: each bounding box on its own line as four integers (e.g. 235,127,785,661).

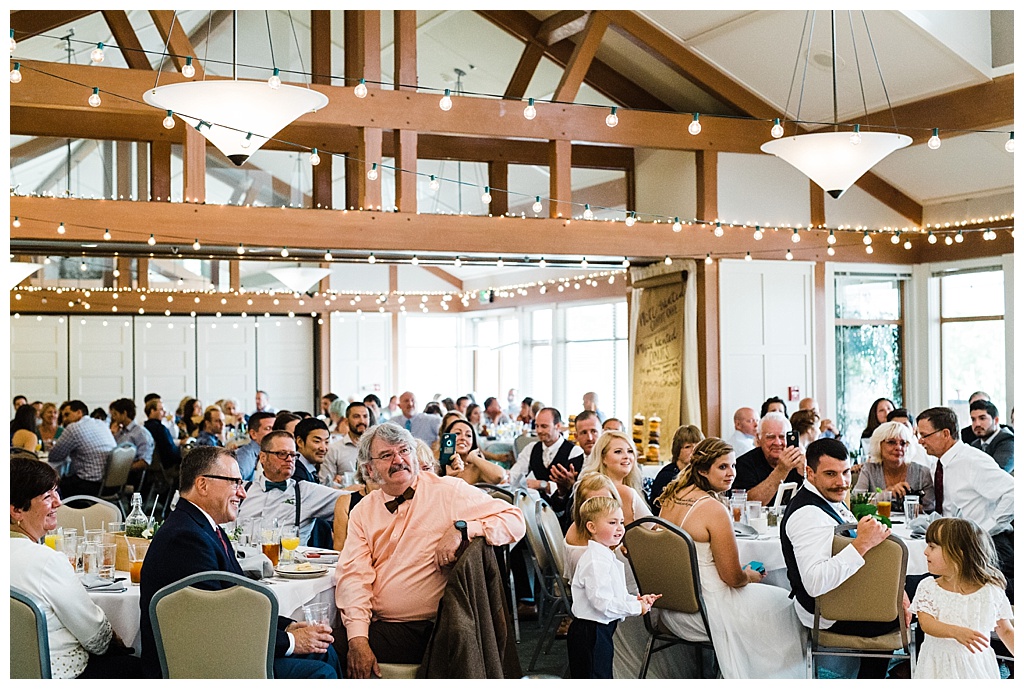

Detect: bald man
727,407,758,456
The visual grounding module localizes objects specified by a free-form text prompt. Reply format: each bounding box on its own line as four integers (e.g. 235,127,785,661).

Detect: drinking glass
903,495,921,521
128,542,149,585
745,501,762,523
107,520,125,534
261,519,281,567
302,602,331,627
62,534,80,570
280,525,300,563
875,490,893,519
729,492,747,523
83,542,101,578
84,528,105,544
44,530,62,550
98,543,117,580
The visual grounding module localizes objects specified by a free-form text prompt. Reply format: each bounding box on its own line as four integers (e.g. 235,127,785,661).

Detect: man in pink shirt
337,423,525,678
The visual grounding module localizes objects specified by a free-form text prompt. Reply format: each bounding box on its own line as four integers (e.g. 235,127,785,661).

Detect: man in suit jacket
969,399,1014,473
139,446,341,679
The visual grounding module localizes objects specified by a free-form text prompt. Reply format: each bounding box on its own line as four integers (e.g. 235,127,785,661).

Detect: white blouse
10,534,113,678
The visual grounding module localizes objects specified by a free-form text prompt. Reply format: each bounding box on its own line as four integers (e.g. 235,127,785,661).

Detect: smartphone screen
439,432,457,471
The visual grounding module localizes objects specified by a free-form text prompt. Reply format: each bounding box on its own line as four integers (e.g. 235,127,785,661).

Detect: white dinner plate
275,564,329,579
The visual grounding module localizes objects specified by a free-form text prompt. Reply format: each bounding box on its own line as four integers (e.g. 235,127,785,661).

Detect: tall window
937,267,1005,414
403,315,461,403
564,301,629,419
528,309,553,406
834,275,905,445
469,313,520,401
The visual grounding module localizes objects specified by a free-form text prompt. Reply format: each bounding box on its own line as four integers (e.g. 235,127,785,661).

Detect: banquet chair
10,588,51,679
513,433,537,457
529,501,573,675
98,444,137,510
55,495,123,532
145,444,181,519
624,517,717,679
515,490,556,623
808,525,913,679
149,571,277,678
476,484,520,641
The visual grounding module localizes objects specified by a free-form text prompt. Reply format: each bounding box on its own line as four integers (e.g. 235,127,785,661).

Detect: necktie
266,480,289,492
384,487,416,514
215,528,231,557
933,459,944,514
405,418,412,431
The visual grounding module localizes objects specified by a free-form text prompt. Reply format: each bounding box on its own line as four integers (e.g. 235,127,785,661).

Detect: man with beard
337,423,524,677
293,417,330,484
237,431,349,550
324,402,371,487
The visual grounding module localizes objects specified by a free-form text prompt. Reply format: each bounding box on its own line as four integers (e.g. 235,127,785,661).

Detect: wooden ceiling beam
478,10,672,112
148,10,204,78
554,11,610,103
504,41,546,101
100,10,151,70
421,267,463,290
10,60,768,154
10,137,68,166
10,10,97,40
537,10,591,46
13,196,1004,264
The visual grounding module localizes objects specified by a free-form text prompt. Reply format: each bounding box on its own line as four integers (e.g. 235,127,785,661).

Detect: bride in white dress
655,438,806,679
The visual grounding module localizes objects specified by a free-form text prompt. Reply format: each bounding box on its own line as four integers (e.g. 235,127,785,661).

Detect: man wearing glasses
338,423,525,678
139,446,342,678
236,431,349,551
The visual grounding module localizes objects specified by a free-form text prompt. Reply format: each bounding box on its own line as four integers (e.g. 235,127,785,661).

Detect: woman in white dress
655,438,806,679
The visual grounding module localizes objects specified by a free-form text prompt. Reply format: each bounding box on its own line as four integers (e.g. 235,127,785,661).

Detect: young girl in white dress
910,517,1014,679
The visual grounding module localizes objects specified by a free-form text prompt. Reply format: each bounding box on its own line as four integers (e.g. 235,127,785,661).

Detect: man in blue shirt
196,407,225,447
233,411,276,481
388,391,441,445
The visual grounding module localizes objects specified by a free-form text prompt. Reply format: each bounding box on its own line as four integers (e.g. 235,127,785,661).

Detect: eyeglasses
881,439,910,448
202,474,244,487
917,429,944,441
371,446,413,463
262,450,301,461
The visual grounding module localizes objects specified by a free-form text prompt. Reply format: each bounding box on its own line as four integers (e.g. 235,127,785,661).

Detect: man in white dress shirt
916,406,1014,601
508,407,585,509
781,438,905,678
726,407,758,456
323,402,370,486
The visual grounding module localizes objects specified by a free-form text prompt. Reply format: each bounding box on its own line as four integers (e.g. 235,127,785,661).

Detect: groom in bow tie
236,430,349,551
337,423,525,679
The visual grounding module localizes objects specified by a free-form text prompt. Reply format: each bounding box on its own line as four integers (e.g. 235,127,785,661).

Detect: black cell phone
439,432,457,472
785,430,799,447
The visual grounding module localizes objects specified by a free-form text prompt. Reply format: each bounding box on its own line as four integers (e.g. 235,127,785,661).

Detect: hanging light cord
847,10,869,125
152,9,178,90
781,11,811,127
861,10,901,132
794,11,816,128
265,11,276,72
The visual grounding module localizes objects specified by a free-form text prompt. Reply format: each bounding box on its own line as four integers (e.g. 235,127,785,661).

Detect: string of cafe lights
9,47,1016,251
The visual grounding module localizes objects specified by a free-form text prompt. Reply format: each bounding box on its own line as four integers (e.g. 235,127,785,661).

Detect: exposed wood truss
10,10,97,40
148,10,204,78
100,10,151,70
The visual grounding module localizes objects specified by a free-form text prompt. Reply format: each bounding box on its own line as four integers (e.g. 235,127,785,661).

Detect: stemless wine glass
261,519,280,567
280,525,300,563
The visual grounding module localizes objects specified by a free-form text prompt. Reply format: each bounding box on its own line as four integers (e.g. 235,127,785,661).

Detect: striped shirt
115,421,155,465
48,416,117,482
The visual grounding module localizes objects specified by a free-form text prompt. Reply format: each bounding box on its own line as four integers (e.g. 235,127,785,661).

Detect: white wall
9,315,68,409
257,316,314,413
134,316,196,408
718,259,816,432
69,316,134,413
329,312,392,403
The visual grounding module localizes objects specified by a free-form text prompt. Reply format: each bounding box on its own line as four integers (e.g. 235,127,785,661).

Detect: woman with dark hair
861,397,896,440
465,403,483,435
760,396,788,419
423,401,443,417
10,458,137,678
789,409,820,450
656,438,805,678
179,398,202,438
442,418,507,486
10,403,40,452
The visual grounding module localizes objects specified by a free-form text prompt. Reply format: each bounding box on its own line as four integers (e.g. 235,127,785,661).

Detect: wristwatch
454,519,469,543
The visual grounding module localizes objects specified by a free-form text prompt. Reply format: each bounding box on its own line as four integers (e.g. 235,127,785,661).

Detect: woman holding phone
441,418,508,486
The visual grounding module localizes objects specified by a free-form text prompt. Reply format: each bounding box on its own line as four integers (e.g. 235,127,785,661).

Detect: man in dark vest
781,438,907,679
508,407,585,521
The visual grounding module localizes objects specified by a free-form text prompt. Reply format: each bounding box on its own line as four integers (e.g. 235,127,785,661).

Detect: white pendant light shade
760,131,911,199
267,267,331,294
6,261,44,289
143,81,328,166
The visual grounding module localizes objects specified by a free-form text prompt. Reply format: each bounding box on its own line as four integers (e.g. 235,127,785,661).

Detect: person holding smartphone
732,412,805,506
441,419,508,486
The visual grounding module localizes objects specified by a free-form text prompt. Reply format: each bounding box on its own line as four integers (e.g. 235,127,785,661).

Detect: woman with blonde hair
36,402,63,450
657,437,805,678
579,431,649,524
855,420,935,512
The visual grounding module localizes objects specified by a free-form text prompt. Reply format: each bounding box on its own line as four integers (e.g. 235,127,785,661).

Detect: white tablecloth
89,566,340,653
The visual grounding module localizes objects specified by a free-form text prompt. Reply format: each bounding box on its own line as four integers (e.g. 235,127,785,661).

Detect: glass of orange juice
280,525,300,563
129,542,149,585
875,490,892,519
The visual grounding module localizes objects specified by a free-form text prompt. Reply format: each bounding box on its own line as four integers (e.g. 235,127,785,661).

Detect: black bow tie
384,487,415,514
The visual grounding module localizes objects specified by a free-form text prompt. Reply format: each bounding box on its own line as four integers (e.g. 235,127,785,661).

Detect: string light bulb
713,221,724,237
827,229,836,245
827,245,836,256
280,247,289,257
410,255,418,265
944,234,954,246
745,251,752,261
771,117,784,138
753,225,763,240
12,216,20,228
664,255,673,265
1006,132,1015,153
704,253,712,265
147,234,156,245
539,257,547,268
862,231,872,245
791,228,801,243
903,238,912,250
605,107,618,128
267,68,281,89
523,98,537,120
10,28,16,55
237,243,245,255
367,253,376,264
439,88,452,111
57,222,65,235
672,217,682,232
496,257,504,268
90,42,105,63
581,257,589,268
481,186,491,204
88,87,101,108
428,175,440,191
850,124,862,145
891,231,901,244
625,212,637,227
309,148,320,166
927,231,937,244
454,256,462,268
181,56,195,78
865,245,874,254
366,163,378,181
192,238,201,250
162,110,175,129
622,257,630,267
240,133,253,149
583,204,594,220
928,128,941,150
532,196,543,213
10,62,21,84
354,78,367,98
103,228,111,241
955,230,964,243
324,250,333,261
688,113,702,135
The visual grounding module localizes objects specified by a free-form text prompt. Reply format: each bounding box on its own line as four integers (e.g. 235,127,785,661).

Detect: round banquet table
87,566,340,653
